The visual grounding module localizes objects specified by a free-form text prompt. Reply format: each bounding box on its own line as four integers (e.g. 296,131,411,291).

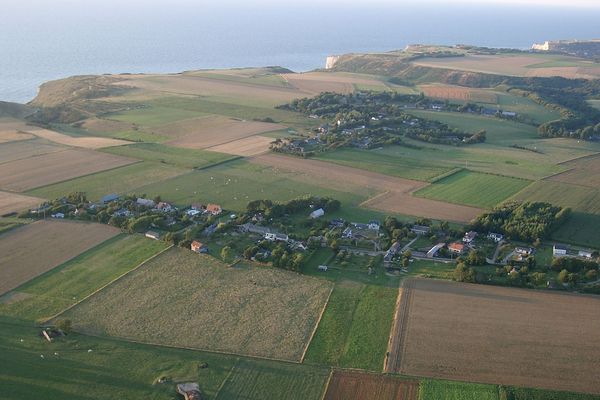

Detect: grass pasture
27,161,188,201
418,379,500,400
62,248,332,361
0,234,168,321
551,212,600,248
324,370,419,400
0,221,120,296
415,169,531,208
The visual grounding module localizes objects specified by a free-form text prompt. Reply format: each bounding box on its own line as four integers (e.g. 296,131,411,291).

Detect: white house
578,250,593,259
309,208,325,219
51,213,65,219
265,232,289,242
368,220,380,231
553,244,568,257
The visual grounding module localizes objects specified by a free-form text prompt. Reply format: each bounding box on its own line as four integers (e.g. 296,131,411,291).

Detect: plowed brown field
324,370,419,400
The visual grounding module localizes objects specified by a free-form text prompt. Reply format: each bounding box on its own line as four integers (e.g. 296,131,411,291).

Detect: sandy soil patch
0,149,136,192
205,135,274,156
324,370,419,400
24,126,130,149
163,116,284,149
388,278,600,394
251,154,482,223
0,191,45,216
0,220,119,295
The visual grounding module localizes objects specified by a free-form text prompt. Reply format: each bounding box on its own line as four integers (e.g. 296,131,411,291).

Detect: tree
530,271,546,286
220,246,233,263
243,245,258,260
557,269,569,284
454,262,475,283
465,249,486,266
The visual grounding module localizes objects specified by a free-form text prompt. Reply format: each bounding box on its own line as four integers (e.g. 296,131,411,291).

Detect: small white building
309,208,325,219
578,250,593,259
553,244,568,257
318,265,328,271
265,232,289,242
145,231,160,240
368,220,380,231
487,232,504,243
51,213,65,219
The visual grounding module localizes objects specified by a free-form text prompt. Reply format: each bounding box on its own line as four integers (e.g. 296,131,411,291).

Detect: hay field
0,119,35,143
511,180,600,215
549,154,600,188
24,126,130,149
63,248,332,361
0,191,45,216
388,279,600,394
159,115,284,149
206,135,274,156
281,72,387,94
0,139,64,164
324,371,419,400
0,220,120,295
251,154,483,223
0,149,136,192
419,84,498,104
413,54,600,79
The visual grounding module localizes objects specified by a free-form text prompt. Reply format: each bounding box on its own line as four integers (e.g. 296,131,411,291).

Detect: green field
552,212,600,248
62,248,332,361
26,161,188,201
501,386,600,400
315,147,455,181
109,106,208,127
496,91,560,125
415,170,531,208
102,143,236,169
419,379,500,400
0,234,169,321
408,259,455,280
215,359,328,400
511,180,600,215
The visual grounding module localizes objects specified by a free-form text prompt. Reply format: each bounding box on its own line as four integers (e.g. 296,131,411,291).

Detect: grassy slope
415,170,531,208
511,180,600,214
26,161,188,201
0,234,169,321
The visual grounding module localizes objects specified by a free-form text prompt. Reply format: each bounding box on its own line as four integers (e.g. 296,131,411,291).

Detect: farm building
318,265,328,271
427,243,446,258
553,244,568,257
190,240,208,254
265,232,289,242
487,232,504,242
145,231,160,240
206,203,222,215
411,225,430,235
101,193,119,204
51,213,65,219
384,241,402,263
448,242,465,255
239,223,271,235
578,250,593,259
462,231,477,244
309,208,325,219
137,198,155,208
176,383,202,400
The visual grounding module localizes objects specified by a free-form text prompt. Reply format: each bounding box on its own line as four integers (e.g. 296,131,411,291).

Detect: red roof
448,242,465,252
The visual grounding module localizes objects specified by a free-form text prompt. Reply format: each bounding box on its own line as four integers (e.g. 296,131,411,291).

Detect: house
318,265,328,271
411,225,430,235
462,231,477,244
515,247,534,256
206,204,222,216
502,111,517,117
342,227,353,238
329,218,345,228
487,232,504,243
368,220,380,231
553,244,568,257
191,203,205,211
156,202,174,212
145,231,160,240
264,232,288,242
137,198,155,208
578,250,593,259
384,241,402,262
448,242,465,255
101,193,119,204
186,209,201,217
51,212,65,219
252,213,264,223
239,223,271,236
113,208,132,217
191,240,208,254
309,208,325,219
427,243,446,258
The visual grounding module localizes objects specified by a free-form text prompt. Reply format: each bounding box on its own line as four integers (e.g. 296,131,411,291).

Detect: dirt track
389,278,600,394
250,154,482,223
385,278,414,374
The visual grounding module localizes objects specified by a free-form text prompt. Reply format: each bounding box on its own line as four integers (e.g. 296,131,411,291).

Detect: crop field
511,180,600,215
101,143,235,169
388,279,600,394
0,119,35,143
205,135,274,156
0,234,168,321
324,370,419,400
186,68,293,88
252,153,482,223
0,139,64,164
419,84,498,104
215,359,329,400
418,380,500,400
414,170,531,208
0,148,136,192
109,105,209,127
282,71,388,94
23,126,130,149
62,248,332,361
0,191,44,216
413,54,600,79
0,220,120,295
27,161,188,201
549,154,600,188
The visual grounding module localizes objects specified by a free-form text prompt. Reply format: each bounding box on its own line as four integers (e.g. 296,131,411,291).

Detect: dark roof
101,193,119,203
553,244,569,251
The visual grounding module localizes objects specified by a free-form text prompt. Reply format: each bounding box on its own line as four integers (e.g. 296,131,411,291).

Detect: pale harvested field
0,149,136,192
389,278,600,394
24,126,130,149
419,84,498,104
163,115,284,149
0,220,119,295
116,74,303,104
282,72,388,95
549,153,600,188
0,191,45,216
0,119,35,143
251,154,482,222
63,248,332,361
324,371,419,400
414,54,600,79
206,135,274,156
0,139,64,164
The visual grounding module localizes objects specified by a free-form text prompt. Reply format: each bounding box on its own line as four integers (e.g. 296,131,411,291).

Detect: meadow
62,248,332,361
0,234,168,321
511,180,600,215
414,169,531,208
418,380,500,400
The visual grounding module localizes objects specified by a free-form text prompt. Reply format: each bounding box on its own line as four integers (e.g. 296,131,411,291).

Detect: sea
2,0,599,104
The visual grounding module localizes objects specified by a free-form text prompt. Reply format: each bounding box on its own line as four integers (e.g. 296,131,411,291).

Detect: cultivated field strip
323,370,419,400
24,126,131,149
385,278,415,374
0,191,45,216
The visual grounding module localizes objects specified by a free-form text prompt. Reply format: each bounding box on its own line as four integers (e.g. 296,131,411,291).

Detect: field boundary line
41,242,174,324
214,360,239,400
359,190,392,208
301,284,335,363
319,368,334,400
385,278,415,374
428,167,464,183
194,155,243,171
